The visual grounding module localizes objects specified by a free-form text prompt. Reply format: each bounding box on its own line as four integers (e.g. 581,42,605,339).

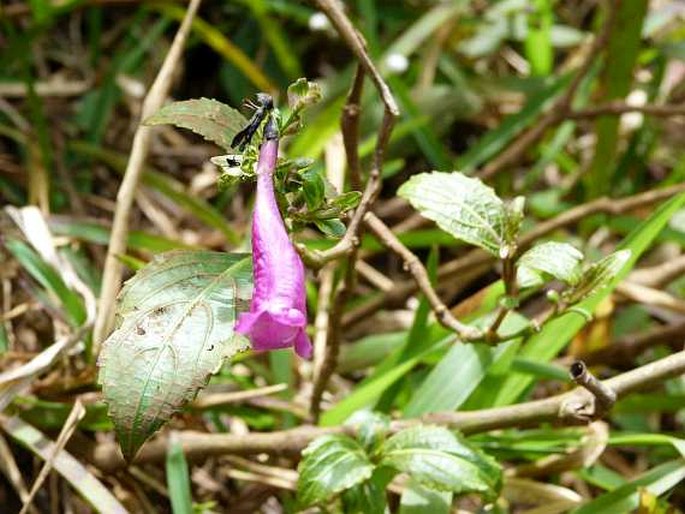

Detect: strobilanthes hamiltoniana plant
235,115,313,359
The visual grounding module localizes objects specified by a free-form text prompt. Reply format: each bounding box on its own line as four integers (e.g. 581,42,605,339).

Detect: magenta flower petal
235,122,313,359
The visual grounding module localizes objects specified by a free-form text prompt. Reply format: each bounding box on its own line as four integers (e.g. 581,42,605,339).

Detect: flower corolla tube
235,118,313,359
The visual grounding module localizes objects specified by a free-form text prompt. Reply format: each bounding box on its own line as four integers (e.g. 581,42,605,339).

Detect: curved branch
86,350,685,471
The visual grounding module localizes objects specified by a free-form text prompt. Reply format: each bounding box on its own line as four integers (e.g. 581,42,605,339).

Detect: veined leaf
287,78,322,112
345,411,391,454
144,98,246,151
399,478,452,514
398,172,507,255
98,251,252,460
517,241,584,288
492,191,685,407
341,471,390,514
297,434,375,508
562,250,631,304
379,426,501,500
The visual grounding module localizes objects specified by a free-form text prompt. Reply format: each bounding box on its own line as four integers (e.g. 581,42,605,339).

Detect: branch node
566,360,617,420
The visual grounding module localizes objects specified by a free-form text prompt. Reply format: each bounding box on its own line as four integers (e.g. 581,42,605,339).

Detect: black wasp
231,93,274,151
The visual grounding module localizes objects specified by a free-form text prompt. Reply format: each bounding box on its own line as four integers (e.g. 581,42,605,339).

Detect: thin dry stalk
92,0,203,352
89,350,685,470
364,212,481,339
19,401,86,514
307,0,399,419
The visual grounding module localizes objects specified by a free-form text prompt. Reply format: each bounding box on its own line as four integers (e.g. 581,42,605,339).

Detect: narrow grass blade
0,415,129,514
166,432,193,514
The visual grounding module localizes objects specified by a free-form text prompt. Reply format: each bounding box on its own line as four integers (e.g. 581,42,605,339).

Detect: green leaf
331,191,362,212
287,78,322,112
297,434,375,508
492,191,685,407
379,426,501,499
609,433,685,458
524,0,553,76
517,242,584,287
345,411,391,453
341,471,389,514
283,78,323,134
399,478,452,514
376,246,439,412
403,340,519,418
563,250,631,304
573,460,685,514
338,332,406,374
314,218,347,239
144,98,246,151
166,434,193,514
398,171,507,255
288,94,346,160
29,0,55,24
319,336,453,427
503,196,526,245
584,0,649,197
98,251,252,460
302,168,326,210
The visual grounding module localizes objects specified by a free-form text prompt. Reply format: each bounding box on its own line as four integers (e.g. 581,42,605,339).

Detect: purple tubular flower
235,120,313,359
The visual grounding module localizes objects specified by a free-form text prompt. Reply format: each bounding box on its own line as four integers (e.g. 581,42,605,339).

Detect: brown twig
629,254,685,288
302,0,399,270
307,108,396,267
343,182,685,327
88,350,685,471
192,384,288,410
19,401,86,514
342,64,365,191
363,212,481,340
426,349,685,430
578,320,685,367
92,0,202,352
569,361,616,418
313,0,399,118
616,281,685,315
486,249,519,340
309,109,396,420
568,102,685,119
310,253,356,420
307,0,399,419
311,263,336,383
